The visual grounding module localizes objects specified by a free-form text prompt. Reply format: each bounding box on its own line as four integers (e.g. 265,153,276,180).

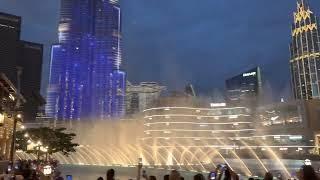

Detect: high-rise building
18,41,44,122
290,0,320,100
46,0,125,121
126,82,166,115
0,12,43,122
0,12,21,85
225,67,262,106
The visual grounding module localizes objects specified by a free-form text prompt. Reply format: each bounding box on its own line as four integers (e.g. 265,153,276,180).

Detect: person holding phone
208,171,216,180
66,175,72,180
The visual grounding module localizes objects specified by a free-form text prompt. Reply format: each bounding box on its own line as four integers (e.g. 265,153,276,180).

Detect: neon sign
242,72,256,77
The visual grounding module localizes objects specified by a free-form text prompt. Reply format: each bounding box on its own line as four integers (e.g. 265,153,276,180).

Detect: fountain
16,105,320,179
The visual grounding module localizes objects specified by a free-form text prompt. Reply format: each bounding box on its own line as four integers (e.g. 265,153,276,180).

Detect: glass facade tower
225,67,262,107
290,0,320,100
46,0,126,121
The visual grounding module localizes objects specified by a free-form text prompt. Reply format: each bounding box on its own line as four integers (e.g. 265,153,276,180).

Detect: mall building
141,93,320,158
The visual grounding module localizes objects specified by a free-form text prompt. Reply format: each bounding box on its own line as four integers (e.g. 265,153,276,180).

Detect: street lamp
24,133,29,138
16,114,22,119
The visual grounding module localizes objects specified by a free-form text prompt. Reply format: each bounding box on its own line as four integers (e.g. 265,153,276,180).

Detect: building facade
225,67,262,106
46,0,126,121
18,41,44,122
142,97,320,163
0,74,25,160
0,12,43,122
142,106,254,147
0,12,21,86
290,0,320,100
126,82,166,116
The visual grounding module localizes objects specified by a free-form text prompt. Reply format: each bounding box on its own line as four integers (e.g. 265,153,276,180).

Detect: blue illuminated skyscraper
46,0,126,121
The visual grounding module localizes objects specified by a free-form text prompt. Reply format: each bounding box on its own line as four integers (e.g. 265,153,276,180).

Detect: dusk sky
1,0,320,99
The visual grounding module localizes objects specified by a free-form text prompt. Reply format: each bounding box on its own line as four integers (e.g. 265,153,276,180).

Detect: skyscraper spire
298,0,309,8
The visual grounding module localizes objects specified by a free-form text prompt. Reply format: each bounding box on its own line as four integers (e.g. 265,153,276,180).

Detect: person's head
194,173,205,180
264,172,273,180
97,177,104,180
298,165,318,180
169,170,180,180
248,178,254,180
149,175,156,180
106,169,115,180
164,174,169,180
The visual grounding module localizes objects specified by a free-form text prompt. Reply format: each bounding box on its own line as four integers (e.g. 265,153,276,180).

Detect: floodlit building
142,92,320,157
46,0,126,121
142,106,254,147
256,100,320,155
290,0,320,100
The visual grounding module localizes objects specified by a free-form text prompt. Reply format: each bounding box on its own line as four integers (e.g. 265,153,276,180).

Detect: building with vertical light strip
290,0,320,100
46,0,126,121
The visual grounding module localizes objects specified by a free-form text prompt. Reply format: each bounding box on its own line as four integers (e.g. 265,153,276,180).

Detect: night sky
1,0,320,99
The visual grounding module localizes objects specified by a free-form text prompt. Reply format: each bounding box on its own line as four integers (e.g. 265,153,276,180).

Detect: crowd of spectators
95,164,320,180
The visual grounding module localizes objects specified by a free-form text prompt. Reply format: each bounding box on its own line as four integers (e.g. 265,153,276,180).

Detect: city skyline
2,0,320,99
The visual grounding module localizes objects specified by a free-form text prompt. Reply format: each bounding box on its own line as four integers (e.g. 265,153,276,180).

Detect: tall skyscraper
225,67,262,106
46,0,125,121
290,0,320,100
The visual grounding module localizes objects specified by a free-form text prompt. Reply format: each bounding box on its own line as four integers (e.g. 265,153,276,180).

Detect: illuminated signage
210,103,226,107
242,72,256,77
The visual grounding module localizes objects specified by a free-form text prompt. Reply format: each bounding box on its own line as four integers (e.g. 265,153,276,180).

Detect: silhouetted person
106,169,115,180
264,172,273,180
164,174,169,180
169,170,180,180
22,164,31,179
248,178,254,180
97,177,104,180
223,168,231,180
180,177,184,180
149,176,156,180
298,165,319,180
194,174,205,180
231,171,239,180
